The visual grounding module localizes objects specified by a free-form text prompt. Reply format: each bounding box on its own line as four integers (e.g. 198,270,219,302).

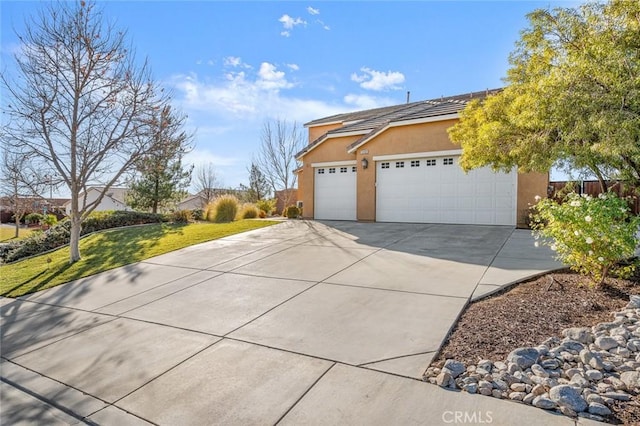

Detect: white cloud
317,20,330,31
257,62,294,90
286,63,300,71
223,56,241,67
280,31,291,38
350,67,405,91
307,6,320,15
279,14,306,30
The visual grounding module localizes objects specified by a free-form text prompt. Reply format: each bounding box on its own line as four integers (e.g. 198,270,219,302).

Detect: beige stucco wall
307,123,344,144
299,135,360,218
299,118,548,226
516,171,549,228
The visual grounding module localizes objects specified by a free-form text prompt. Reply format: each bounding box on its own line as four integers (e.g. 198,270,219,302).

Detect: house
295,89,548,228
64,186,130,216
275,189,298,214
176,188,249,211
0,196,69,223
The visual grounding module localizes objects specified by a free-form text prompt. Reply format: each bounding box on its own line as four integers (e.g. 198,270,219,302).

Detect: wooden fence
549,180,640,215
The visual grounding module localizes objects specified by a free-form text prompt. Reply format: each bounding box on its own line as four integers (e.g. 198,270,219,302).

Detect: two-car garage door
313,155,516,225
376,155,516,225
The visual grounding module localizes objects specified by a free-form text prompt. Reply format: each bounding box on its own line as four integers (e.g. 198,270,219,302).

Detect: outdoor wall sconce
361,157,369,169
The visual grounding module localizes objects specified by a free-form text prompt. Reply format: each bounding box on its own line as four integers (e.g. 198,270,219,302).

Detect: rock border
424,295,640,422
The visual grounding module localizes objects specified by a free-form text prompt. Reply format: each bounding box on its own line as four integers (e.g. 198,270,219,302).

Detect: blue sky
1,1,582,190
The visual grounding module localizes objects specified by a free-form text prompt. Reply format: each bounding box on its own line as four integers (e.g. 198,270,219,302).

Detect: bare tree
256,119,304,208
0,149,48,238
193,162,221,207
2,1,166,262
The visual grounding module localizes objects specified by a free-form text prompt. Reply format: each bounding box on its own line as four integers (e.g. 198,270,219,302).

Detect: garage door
376,155,516,225
314,165,357,220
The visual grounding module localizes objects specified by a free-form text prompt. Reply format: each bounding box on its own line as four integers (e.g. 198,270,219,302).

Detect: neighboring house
64,186,130,216
0,196,69,223
295,89,548,228
176,188,249,211
275,189,298,214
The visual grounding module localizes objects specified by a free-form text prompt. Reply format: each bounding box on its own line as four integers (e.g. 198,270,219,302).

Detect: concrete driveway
2,220,593,425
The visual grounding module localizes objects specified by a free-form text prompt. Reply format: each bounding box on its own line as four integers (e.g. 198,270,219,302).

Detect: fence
549,180,640,215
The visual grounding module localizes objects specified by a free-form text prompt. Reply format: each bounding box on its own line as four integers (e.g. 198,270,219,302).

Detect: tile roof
296,88,501,159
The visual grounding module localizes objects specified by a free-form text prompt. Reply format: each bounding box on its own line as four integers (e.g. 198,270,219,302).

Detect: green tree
242,162,270,202
127,105,193,213
2,1,166,263
449,0,640,190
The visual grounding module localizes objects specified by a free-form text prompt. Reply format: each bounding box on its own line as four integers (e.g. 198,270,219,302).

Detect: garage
375,154,516,225
314,163,357,220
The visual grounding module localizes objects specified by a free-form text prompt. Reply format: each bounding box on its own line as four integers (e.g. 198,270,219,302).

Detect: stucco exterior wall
299,118,548,226
307,123,344,144
299,135,359,218
516,171,549,228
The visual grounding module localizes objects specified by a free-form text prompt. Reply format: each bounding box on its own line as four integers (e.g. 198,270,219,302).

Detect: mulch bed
431,268,640,425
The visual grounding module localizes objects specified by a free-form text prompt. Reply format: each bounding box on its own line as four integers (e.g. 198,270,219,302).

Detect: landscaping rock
436,371,452,387
509,391,526,401
563,327,593,344
627,295,640,309
443,359,465,379
533,396,557,410
584,369,603,381
621,371,640,389
531,364,549,378
549,385,587,413
507,347,539,369
588,402,611,416
510,382,526,392
595,336,620,351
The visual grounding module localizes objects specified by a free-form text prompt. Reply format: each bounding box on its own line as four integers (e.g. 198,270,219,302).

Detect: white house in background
177,192,207,211
63,186,130,216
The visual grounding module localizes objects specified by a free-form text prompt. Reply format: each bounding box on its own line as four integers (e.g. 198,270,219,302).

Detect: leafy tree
256,119,304,208
193,162,221,207
127,105,193,213
449,0,640,191
1,1,166,262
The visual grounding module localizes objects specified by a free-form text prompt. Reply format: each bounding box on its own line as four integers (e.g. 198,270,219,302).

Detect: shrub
531,192,640,286
206,195,239,223
171,210,193,223
256,199,276,216
285,205,300,219
258,209,267,219
0,210,167,263
41,214,58,227
238,204,259,219
25,213,44,225
191,209,204,221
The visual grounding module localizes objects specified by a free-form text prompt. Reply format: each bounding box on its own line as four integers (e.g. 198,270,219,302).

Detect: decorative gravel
427,270,640,424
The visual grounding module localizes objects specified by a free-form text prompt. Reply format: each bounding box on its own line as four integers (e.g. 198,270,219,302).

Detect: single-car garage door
376,155,516,225
314,165,357,220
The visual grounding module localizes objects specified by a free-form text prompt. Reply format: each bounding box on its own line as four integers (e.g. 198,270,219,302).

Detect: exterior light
361,157,368,169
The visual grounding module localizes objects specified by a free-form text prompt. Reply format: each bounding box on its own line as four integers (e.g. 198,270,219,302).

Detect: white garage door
376,156,516,225
314,165,357,220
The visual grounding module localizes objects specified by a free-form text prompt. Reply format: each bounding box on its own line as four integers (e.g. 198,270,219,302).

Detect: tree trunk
14,215,20,239
69,215,82,263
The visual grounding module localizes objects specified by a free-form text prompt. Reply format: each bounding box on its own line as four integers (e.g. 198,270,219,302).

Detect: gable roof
297,89,501,159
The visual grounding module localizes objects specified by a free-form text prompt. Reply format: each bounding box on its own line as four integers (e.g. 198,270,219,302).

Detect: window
443,158,454,165
426,159,436,166
340,167,348,173
381,162,390,169
410,160,420,167
352,166,357,172
317,168,325,174
329,167,336,173
395,161,405,168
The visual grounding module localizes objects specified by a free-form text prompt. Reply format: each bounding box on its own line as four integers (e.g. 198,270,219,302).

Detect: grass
0,226,35,242
1,220,278,298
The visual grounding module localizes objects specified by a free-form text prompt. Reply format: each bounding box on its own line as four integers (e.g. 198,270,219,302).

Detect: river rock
507,347,539,369
549,385,587,412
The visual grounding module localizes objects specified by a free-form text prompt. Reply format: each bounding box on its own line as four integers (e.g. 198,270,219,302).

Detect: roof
297,88,501,159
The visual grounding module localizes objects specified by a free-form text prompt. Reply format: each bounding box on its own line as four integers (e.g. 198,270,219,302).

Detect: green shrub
0,210,167,263
206,195,239,223
285,205,300,219
531,192,640,286
42,214,58,227
192,209,204,221
171,210,193,223
25,213,44,225
238,204,259,219
256,199,276,216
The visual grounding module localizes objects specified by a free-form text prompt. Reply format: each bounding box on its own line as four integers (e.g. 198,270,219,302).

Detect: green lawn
0,226,35,242
1,220,278,298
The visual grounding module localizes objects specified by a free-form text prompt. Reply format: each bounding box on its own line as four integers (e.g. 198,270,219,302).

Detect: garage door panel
315,167,356,221
376,155,516,225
